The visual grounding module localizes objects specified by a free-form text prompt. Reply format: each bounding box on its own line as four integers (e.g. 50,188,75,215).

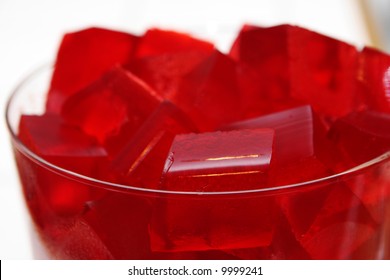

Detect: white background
0,0,371,259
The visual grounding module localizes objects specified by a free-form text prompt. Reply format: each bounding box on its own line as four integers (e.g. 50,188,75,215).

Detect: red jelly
161,128,274,191
230,25,300,118
110,101,197,188
135,28,214,58
300,183,377,259
128,52,213,100
289,26,364,117
48,27,138,113
150,129,276,252
172,50,242,131
12,24,390,260
19,114,107,176
62,66,161,156
222,105,332,185
18,114,107,216
150,195,278,252
328,110,390,167
231,25,365,118
83,193,152,259
359,47,390,113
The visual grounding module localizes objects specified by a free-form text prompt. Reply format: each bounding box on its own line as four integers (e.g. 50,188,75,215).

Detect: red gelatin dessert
222,105,332,185
160,128,274,191
11,24,390,260
62,66,161,157
328,110,390,167
18,114,107,176
110,101,197,188
359,47,390,113
47,27,138,113
171,50,242,131
230,24,365,118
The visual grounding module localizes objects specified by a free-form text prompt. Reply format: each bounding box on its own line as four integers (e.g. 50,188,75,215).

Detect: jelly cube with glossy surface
110,101,197,188
19,114,107,176
359,47,390,113
230,25,364,118
48,27,138,112
161,128,274,191
173,51,242,131
62,66,161,157
328,110,390,166
18,114,108,216
150,128,276,252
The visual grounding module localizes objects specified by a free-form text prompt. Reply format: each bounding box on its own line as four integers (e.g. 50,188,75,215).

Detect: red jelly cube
83,193,152,259
222,106,333,238
128,52,212,100
48,27,138,113
150,129,276,252
359,47,390,113
230,25,363,118
110,101,197,188
161,129,274,191
172,51,241,131
41,217,114,259
230,25,303,118
224,213,312,260
150,195,278,252
222,105,332,184
128,29,215,100
18,114,107,216
300,183,377,259
289,27,363,117
62,66,161,156
19,114,107,176
135,28,214,58
328,110,390,167
223,105,315,165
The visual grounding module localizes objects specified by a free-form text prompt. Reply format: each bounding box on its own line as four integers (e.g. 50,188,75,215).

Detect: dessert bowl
6,25,390,259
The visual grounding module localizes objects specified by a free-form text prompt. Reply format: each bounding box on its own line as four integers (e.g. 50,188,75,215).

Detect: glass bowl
6,62,390,259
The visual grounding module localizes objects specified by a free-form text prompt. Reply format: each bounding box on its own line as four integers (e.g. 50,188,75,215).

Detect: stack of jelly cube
18,25,390,259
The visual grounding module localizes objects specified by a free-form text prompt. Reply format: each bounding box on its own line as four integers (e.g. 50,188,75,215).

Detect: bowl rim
6,65,390,196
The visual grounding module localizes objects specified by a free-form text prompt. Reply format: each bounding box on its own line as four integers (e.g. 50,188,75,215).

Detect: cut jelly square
150,195,278,252
230,24,364,118
83,193,152,259
349,223,390,259
347,166,390,224
224,213,311,260
223,105,315,165
127,52,211,100
359,47,390,113
109,101,197,188
172,51,242,131
220,106,335,239
230,25,303,118
300,183,377,259
161,128,274,192
221,105,333,185
47,27,138,113
18,114,108,216
289,27,364,117
18,114,107,176
40,217,114,259
62,66,161,156
135,28,214,58
328,110,390,167
150,128,276,252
